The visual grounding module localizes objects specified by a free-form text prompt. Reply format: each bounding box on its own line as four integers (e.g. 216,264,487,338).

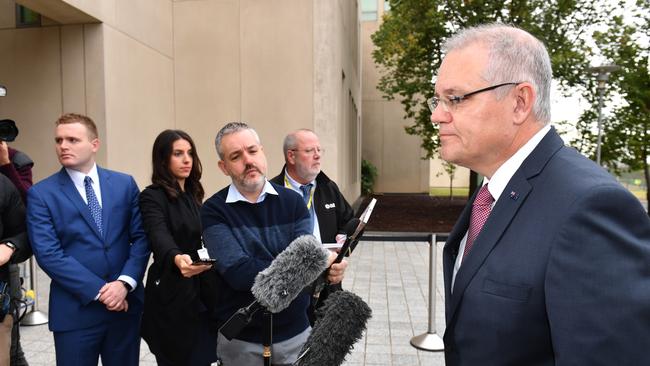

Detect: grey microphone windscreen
251,234,329,313
294,290,372,366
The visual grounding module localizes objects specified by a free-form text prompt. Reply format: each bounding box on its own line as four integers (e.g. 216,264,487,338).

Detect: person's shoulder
99,166,132,181
315,170,343,192
31,170,63,190
0,174,16,194
10,150,33,169
269,172,284,185
140,185,166,200
0,175,20,207
550,147,619,188
203,186,229,206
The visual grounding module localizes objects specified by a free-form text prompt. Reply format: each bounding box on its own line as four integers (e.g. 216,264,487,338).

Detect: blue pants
53,313,141,366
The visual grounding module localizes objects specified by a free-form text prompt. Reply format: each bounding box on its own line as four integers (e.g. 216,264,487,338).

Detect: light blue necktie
84,176,103,235
299,184,314,231
299,184,312,207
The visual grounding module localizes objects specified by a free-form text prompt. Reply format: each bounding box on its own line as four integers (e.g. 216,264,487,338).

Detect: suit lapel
443,193,473,319
447,172,531,321
97,167,111,238
446,127,565,323
58,168,103,239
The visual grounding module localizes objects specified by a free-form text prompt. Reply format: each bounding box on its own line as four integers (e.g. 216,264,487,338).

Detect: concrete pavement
18,238,447,366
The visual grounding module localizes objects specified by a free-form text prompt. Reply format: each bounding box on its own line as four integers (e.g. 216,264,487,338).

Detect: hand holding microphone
325,251,348,285
251,235,329,313
220,235,329,340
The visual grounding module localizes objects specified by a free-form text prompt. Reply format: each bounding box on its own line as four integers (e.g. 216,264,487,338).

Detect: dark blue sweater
201,182,312,343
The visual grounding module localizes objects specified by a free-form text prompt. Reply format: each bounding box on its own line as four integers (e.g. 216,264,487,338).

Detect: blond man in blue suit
26,113,149,366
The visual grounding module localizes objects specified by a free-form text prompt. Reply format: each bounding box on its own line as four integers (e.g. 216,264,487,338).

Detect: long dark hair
151,129,204,204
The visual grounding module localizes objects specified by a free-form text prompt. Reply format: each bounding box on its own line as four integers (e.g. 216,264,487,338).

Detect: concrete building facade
0,0,361,201
360,0,469,193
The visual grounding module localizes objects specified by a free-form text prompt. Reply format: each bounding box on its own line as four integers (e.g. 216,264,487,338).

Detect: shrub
361,159,378,195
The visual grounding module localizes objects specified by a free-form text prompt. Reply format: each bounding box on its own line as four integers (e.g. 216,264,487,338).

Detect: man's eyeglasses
290,147,324,156
427,82,520,113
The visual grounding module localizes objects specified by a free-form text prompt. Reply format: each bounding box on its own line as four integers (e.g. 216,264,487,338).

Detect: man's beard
237,165,265,192
296,163,320,183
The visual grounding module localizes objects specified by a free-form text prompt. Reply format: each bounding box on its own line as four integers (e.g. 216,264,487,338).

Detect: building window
16,5,41,28
384,0,391,12
361,0,378,21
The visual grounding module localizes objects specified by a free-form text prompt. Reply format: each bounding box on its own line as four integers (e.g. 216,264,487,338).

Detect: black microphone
334,218,361,263
293,290,372,366
219,235,329,340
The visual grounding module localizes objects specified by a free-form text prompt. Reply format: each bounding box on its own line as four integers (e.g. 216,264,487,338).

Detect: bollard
21,257,48,326
410,233,444,351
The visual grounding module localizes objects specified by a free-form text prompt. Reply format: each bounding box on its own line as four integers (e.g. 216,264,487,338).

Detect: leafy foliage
361,159,378,195
372,0,614,159
575,0,650,207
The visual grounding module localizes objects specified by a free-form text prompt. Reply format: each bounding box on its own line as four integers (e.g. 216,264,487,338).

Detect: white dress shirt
451,125,551,291
225,179,278,204
66,163,137,292
283,170,321,242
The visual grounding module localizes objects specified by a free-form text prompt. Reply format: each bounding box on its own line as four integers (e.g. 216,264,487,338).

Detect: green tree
372,0,614,193
574,1,650,212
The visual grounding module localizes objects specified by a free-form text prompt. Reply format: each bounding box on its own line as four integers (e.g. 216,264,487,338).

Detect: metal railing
360,232,447,352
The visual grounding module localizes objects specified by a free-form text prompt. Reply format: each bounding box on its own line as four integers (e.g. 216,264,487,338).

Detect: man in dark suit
270,129,354,323
429,24,650,365
26,113,150,366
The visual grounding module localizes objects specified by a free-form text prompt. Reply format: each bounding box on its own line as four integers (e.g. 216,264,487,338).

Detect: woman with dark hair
139,129,218,366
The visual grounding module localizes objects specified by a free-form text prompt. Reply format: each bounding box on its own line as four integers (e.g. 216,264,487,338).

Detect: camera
0,85,19,142
0,120,18,142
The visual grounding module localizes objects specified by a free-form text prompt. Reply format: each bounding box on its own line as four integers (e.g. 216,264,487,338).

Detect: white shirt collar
284,168,316,191
225,179,278,204
485,125,551,201
65,163,102,205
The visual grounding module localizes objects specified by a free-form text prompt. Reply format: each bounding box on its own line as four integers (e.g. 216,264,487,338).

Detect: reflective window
361,0,378,21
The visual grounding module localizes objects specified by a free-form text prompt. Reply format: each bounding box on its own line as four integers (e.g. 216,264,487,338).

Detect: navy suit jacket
26,167,150,332
443,128,650,366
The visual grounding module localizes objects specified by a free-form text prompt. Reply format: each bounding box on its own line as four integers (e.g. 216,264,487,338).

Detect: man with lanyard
271,129,354,323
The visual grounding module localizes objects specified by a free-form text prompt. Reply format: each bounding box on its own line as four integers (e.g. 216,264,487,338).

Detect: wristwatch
2,242,16,252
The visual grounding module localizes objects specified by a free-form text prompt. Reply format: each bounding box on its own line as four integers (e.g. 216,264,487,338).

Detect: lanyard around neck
284,174,314,209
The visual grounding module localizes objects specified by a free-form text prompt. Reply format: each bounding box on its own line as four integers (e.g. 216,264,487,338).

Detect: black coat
0,175,31,282
139,185,218,365
270,168,354,243
271,168,354,323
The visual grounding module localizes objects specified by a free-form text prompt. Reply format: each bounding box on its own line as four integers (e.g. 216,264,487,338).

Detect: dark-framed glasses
427,82,520,112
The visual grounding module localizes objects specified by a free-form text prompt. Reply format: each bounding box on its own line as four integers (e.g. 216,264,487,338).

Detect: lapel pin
509,191,519,201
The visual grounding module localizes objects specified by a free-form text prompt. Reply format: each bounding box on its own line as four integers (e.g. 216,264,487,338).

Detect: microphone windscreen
294,290,372,366
252,235,329,313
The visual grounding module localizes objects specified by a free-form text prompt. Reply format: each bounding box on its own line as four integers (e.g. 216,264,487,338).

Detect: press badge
197,248,209,259
197,240,210,260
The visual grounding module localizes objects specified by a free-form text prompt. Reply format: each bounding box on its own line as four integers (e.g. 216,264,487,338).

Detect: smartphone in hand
191,258,216,266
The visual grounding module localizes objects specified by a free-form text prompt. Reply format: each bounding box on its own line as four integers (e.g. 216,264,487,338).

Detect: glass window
384,0,391,12
15,5,41,28
361,0,378,21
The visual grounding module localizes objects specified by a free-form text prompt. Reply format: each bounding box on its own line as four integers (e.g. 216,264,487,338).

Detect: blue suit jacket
443,128,650,366
26,167,150,332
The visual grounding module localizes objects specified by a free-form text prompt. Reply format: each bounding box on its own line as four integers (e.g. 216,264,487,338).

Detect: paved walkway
18,237,447,366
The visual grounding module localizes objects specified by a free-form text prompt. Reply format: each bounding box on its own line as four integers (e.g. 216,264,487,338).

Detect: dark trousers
9,264,27,366
54,313,141,366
